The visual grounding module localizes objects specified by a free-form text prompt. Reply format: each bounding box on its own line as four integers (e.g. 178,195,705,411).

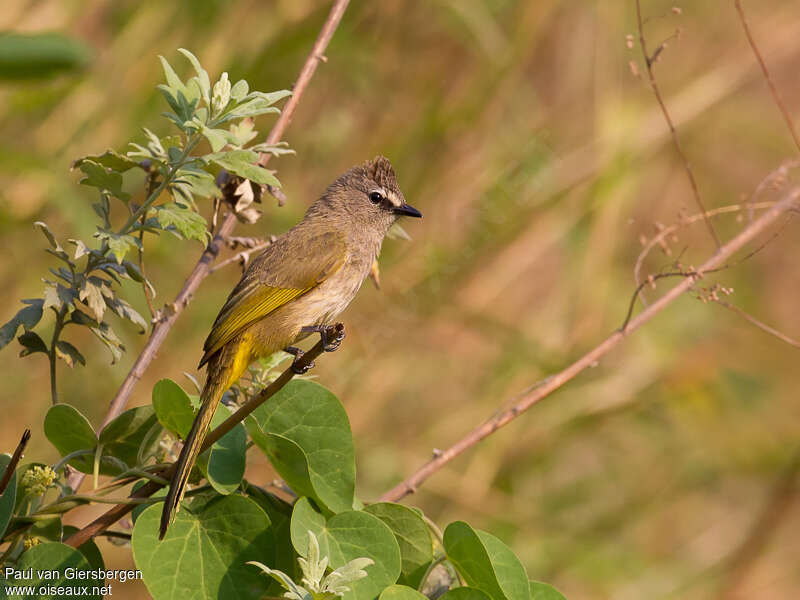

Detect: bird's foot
321,323,345,352
300,323,346,352
285,346,315,374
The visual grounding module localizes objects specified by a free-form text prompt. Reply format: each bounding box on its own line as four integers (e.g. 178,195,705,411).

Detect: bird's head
308,156,422,236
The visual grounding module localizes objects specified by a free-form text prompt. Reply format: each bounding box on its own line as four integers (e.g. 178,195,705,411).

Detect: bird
159,156,421,538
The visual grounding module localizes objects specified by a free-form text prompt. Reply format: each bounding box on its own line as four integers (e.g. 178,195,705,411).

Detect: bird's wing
199,229,347,367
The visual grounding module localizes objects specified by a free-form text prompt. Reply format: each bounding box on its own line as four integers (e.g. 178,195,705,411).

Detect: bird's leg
284,345,314,374
301,323,346,352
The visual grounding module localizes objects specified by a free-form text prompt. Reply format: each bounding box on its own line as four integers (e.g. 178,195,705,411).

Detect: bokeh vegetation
1,1,798,598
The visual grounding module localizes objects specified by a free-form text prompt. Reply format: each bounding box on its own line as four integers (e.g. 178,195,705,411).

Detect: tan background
1,1,799,598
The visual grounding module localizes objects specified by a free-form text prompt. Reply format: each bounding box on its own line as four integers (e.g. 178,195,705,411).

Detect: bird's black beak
394,203,422,218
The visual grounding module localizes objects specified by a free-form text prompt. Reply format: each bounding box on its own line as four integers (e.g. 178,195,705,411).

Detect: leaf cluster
0,49,291,389
1,377,565,600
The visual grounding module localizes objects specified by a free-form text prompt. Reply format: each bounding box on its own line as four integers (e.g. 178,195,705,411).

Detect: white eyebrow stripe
387,191,402,207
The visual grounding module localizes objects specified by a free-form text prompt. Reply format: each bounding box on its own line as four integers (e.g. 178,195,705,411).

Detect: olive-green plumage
159,156,421,538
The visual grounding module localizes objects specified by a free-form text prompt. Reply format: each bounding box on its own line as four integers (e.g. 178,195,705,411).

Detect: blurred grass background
1,0,799,598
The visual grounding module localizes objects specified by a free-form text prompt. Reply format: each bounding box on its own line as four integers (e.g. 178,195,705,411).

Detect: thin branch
63,326,339,548
713,299,800,349
137,173,159,319
209,240,272,273
0,429,31,496
634,201,776,293
48,306,67,405
734,0,800,153
635,0,721,248
378,190,798,503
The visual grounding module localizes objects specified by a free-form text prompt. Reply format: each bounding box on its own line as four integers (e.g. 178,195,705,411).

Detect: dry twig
379,190,798,503
734,0,800,153
635,0,720,248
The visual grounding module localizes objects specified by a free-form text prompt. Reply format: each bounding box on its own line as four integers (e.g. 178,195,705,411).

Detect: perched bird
159,156,421,538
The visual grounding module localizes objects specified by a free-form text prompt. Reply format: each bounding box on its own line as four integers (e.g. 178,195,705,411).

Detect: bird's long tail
159,364,228,539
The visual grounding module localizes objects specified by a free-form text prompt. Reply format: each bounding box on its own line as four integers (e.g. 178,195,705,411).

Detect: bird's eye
369,191,384,204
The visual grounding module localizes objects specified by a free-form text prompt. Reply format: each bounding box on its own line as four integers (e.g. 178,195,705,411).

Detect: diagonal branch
63,328,340,548
734,0,800,153
378,189,798,503
712,299,800,349
635,0,721,249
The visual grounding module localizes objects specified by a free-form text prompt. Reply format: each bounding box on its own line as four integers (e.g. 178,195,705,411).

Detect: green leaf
219,90,291,123
443,522,529,600
43,404,97,474
201,125,230,152
154,202,209,242
206,406,247,495
0,300,43,350
439,588,493,600
34,221,61,250
178,48,211,105
17,331,48,357
73,150,142,173
380,585,429,600
55,340,85,368
78,278,106,321
0,454,17,539
291,497,402,600
9,542,103,599
172,167,221,200
68,238,91,259
247,380,355,513
158,55,188,100
62,525,105,571
211,72,231,117
132,495,274,600
99,405,161,474
77,160,129,201
230,79,249,102
28,516,62,544
210,151,280,186
364,503,434,587
0,32,91,80
244,484,299,584
94,230,140,264
152,379,195,438
529,582,566,600
86,319,125,364
104,296,148,332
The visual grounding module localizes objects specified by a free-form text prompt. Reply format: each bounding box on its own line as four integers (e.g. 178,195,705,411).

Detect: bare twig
138,211,157,319
734,0,800,153
378,190,798,503
713,299,800,349
209,239,272,273
64,329,338,548
0,429,31,496
634,202,776,292
635,0,721,248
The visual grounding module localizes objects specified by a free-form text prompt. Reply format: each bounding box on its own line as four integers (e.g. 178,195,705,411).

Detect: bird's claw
285,346,315,374
291,357,315,375
321,323,345,352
